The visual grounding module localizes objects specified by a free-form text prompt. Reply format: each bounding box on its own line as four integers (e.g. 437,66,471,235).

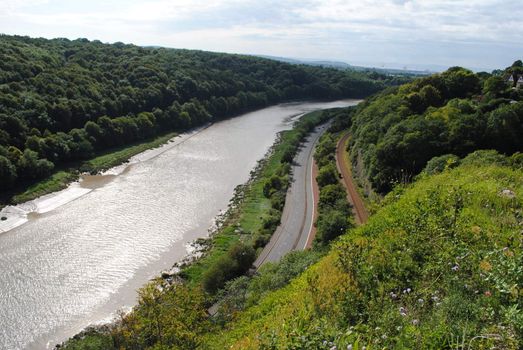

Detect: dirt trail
335,132,369,225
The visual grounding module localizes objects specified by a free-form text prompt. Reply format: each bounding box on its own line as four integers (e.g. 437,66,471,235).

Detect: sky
0,0,522,71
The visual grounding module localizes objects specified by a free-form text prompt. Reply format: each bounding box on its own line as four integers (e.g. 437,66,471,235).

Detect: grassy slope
7,132,177,205
202,163,523,349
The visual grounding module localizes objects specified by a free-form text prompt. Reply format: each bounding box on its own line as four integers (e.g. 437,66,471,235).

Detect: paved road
336,132,369,225
253,123,328,267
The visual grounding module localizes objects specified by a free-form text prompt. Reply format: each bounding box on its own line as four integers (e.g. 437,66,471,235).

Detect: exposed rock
499,189,516,199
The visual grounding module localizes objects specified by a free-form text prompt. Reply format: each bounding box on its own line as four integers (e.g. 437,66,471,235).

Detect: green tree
483,76,508,97
17,149,54,180
0,155,17,190
316,163,339,187
316,209,349,244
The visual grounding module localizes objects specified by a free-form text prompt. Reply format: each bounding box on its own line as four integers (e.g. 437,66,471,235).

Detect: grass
201,160,523,349
81,132,177,172
12,171,78,204
3,132,177,207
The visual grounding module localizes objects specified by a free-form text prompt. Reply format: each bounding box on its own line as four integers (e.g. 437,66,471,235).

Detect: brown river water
0,101,356,349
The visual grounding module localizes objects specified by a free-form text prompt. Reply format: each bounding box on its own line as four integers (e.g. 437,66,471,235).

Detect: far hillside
0,34,388,198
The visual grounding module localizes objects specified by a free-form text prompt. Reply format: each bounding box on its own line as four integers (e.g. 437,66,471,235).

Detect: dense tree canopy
348,63,523,192
0,34,386,193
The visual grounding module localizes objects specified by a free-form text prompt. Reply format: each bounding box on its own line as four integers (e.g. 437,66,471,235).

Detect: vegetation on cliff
201,154,522,349
348,63,523,192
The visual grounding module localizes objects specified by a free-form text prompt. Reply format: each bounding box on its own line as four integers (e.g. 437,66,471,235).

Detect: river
0,100,355,349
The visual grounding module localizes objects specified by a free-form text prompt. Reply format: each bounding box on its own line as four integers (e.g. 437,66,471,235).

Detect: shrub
262,175,283,198
423,154,460,175
202,242,256,294
461,149,509,167
318,183,346,209
262,210,281,231
316,163,339,187
281,146,297,164
315,209,350,244
270,191,285,210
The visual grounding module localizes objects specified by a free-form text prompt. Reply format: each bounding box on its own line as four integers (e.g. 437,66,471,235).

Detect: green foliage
423,154,460,175
63,280,209,350
202,161,523,349
315,209,350,244
0,155,16,189
483,76,508,97
0,34,384,195
202,242,256,294
348,65,523,193
16,149,54,179
461,149,510,167
316,163,339,187
262,175,285,198
60,331,113,350
313,132,354,246
215,250,323,323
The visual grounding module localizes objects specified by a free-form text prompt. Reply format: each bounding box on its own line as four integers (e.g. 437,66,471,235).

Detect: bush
461,149,509,167
423,154,460,175
315,209,350,244
316,163,339,187
0,155,17,189
262,175,284,198
253,233,271,249
202,242,256,294
318,183,346,209
202,255,238,294
270,191,285,210
262,210,281,231
228,242,256,271
281,146,297,164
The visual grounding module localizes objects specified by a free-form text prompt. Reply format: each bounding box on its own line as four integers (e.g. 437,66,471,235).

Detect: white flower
399,306,407,316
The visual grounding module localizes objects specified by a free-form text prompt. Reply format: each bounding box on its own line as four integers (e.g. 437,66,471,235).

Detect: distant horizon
1,0,521,72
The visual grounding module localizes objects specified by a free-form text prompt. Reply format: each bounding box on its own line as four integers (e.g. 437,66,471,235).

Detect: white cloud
0,0,521,70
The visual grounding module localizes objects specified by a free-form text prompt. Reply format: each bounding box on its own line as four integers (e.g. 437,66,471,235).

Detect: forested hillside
348,64,523,192
0,34,385,193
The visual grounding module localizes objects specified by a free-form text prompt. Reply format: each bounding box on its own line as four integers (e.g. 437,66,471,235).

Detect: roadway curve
335,132,369,225
254,124,326,268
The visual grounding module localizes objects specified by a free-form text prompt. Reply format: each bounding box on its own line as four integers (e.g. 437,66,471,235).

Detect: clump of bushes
313,132,354,245
215,250,324,324
202,242,256,294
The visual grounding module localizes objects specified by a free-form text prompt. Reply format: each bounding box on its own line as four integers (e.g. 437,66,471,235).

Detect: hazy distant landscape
0,1,522,349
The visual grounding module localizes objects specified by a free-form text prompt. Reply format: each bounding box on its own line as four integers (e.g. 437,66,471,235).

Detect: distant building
507,75,523,88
